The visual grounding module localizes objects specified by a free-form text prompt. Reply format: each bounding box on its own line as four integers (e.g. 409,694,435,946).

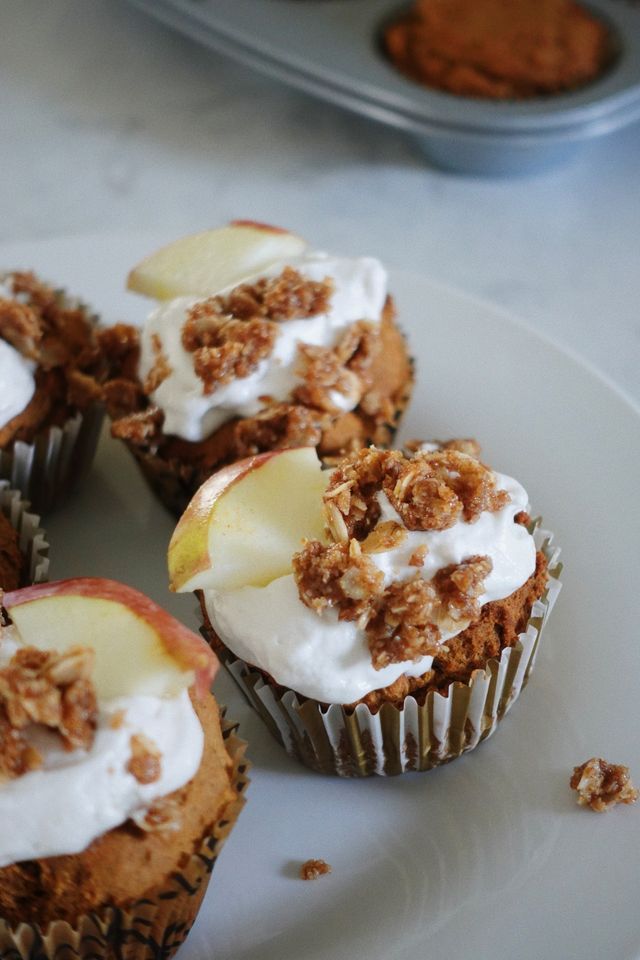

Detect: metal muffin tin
127,0,640,175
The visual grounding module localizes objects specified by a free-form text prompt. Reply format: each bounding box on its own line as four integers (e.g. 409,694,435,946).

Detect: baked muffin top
384,0,612,99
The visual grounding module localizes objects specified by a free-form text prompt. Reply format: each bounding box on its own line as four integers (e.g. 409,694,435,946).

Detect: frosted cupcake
0,578,248,957
108,222,413,516
0,272,135,513
169,443,561,776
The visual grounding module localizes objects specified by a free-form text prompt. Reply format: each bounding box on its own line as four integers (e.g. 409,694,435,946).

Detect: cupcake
0,578,248,957
0,481,49,589
168,443,561,776
383,0,612,100
0,271,136,514
108,221,414,516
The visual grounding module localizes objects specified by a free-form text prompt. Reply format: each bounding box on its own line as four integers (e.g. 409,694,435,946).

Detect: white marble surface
1,0,640,404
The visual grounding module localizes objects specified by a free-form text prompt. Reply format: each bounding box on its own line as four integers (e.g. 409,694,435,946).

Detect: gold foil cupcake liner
0,715,249,960
214,524,561,777
0,480,49,585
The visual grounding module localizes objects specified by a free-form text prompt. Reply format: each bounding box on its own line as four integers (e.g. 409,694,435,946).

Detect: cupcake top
0,578,217,868
0,271,136,445
138,252,387,443
170,443,537,704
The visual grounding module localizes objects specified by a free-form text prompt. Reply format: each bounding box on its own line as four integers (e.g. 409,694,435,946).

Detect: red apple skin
168,450,281,592
2,579,218,698
229,219,292,234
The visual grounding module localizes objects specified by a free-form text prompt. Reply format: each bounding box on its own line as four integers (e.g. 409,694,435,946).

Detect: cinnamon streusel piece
570,758,639,812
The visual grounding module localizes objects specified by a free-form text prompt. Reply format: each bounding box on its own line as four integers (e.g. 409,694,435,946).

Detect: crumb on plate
300,858,332,880
570,757,639,812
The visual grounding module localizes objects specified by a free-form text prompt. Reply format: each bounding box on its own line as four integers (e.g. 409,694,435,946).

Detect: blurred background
1,0,639,403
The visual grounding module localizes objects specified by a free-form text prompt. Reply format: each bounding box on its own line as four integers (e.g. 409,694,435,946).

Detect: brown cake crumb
570,758,639,812
0,645,97,780
300,858,332,880
127,733,162,784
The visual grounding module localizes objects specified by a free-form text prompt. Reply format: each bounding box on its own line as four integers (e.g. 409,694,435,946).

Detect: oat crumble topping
127,733,162,784
293,321,379,415
293,447,501,670
0,645,97,781
143,332,173,394
293,342,363,414
366,578,442,670
570,758,639,812
293,538,384,623
300,858,332,880
178,268,334,396
231,403,323,460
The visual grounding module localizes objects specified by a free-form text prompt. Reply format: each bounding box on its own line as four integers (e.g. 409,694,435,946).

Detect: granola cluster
0,645,97,781
300,858,332,880
127,733,162,785
179,268,333,396
0,271,142,432
570,757,639,812
293,321,379,416
293,447,504,671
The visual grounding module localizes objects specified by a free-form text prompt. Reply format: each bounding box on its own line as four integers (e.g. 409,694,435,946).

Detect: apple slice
168,447,329,594
127,221,308,300
2,579,217,700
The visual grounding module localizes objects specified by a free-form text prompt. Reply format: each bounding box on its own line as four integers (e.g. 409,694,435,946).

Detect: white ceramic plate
2,235,639,960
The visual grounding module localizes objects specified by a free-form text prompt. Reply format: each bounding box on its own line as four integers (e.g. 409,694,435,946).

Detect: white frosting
0,632,203,867
138,252,387,441
204,471,536,703
0,278,36,428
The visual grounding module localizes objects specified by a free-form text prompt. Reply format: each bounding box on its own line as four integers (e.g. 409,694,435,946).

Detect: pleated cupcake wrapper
0,481,49,585
0,404,105,517
214,524,562,777
0,715,249,960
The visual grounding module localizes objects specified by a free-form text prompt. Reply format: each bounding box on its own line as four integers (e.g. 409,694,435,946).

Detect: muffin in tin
108,222,414,516
0,578,248,959
169,442,561,776
383,0,613,100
